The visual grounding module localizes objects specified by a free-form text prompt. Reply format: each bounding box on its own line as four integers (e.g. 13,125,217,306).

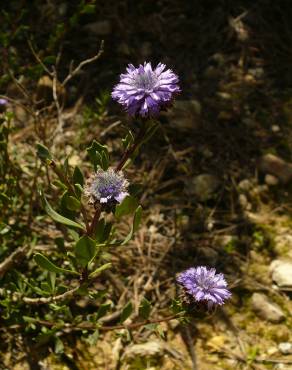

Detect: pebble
279,343,292,355
258,154,292,184
186,174,220,202
251,293,285,323
270,259,292,290
123,341,165,359
265,174,279,186
165,99,201,130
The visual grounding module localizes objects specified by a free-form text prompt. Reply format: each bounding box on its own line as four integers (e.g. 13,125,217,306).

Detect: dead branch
0,245,30,279
22,285,80,305
62,40,104,87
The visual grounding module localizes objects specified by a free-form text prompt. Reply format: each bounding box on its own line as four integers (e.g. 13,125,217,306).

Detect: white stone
270,259,292,289
279,342,292,355
265,174,279,186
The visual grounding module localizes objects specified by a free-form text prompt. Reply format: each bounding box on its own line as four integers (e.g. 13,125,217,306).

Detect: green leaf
54,237,66,253
142,121,160,144
43,55,56,65
144,323,158,331
94,218,105,242
65,195,81,211
133,206,142,232
88,263,112,279
73,166,84,187
87,140,109,170
74,183,83,198
97,303,111,319
139,298,151,320
34,253,79,275
47,272,56,293
74,236,96,267
52,180,67,190
122,205,142,245
122,130,134,150
101,150,109,170
82,4,96,14
40,190,85,230
115,196,139,218
63,157,69,177
86,330,99,346
0,192,10,203
0,222,10,235
36,143,52,162
120,301,133,323
54,337,64,354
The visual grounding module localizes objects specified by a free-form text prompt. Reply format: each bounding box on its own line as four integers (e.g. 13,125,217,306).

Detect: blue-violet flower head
0,98,8,112
112,62,180,117
177,266,231,309
85,168,129,205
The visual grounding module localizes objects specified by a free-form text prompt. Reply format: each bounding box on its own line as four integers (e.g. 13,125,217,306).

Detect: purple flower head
177,266,231,310
112,62,180,117
0,98,8,112
85,168,129,205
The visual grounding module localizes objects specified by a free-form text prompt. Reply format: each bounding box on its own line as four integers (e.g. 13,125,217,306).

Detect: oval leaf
89,263,112,279
115,196,139,218
74,236,97,267
34,253,79,275
122,205,142,245
120,301,133,323
40,190,85,230
139,298,151,320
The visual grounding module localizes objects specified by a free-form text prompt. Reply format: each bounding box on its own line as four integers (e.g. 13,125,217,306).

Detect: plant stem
87,205,102,237
115,123,146,172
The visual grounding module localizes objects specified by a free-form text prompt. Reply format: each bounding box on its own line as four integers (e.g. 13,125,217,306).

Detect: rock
217,92,232,100
274,365,292,370
238,194,249,209
84,20,111,36
238,179,254,192
186,174,220,201
267,347,278,355
270,259,292,290
271,125,280,133
279,343,292,355
251,293,285,323
258,154,292,184
206,335,227,350
165,99,201,130
265,174,279,186
123,341,165,359
274,234,292,258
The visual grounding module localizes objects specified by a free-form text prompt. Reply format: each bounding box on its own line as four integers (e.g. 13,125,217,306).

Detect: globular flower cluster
85,168,129,205
177,266,231,310
0,98,7,113
112,62,180,117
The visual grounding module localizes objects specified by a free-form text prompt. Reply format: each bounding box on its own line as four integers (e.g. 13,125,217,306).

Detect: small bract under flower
85,168,129,205
177,266,231,310
112,62,180,117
